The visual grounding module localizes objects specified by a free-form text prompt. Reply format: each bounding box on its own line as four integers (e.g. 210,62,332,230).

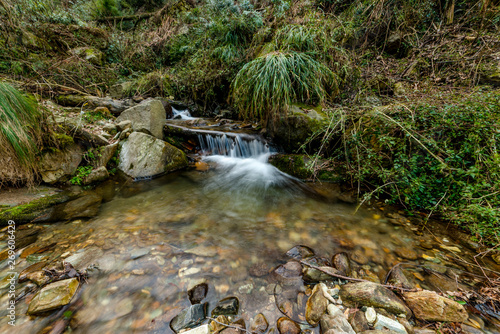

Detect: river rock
181,324,210,334
374,314,407,334
286,245,315,259
210,315,230,332
360,331,402,334
53,192,102,220
306,283,329,326
65,246,103,269
250,313,269,334
40,144,83,184
188,283,208,304
339,282,412,316
27,278,79,315
83,166,109,185
86,96,135,114
118,132,188,179
170,303,208,333
403,290,468,322
303,265,341,282
272,261,303,286
320,304,356,334
211,297,239,317
395,247,418,260
115,99,166,139
277,317,301,334
387,266,414,289
332,252,352,276
365,307,377,324
349,310,370,332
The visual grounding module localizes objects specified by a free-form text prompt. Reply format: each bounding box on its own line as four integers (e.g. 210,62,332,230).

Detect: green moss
53,133,74,148
269,154,311,179
0,193,69,225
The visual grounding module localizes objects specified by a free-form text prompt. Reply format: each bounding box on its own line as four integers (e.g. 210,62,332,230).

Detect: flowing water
1,131,499,333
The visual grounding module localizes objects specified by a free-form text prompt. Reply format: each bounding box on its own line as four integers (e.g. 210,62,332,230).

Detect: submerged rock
27,278,79,315
332,252,352,276
273,261,303,286
188,283,208,305
277,317,301,334
170,303,208,333
53,192,102,220
339,282,412,316
250,313,269,334
286,245,315,259
403,290,468,323
118,132,188,179
115,99,166,139
211,297,239,317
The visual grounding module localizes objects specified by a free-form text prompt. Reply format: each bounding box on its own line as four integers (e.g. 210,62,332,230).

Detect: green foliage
125,70,172,97
231,52,338,122
93,0,121,18
70,166,93,185
317,91,500,245
0,82,42,166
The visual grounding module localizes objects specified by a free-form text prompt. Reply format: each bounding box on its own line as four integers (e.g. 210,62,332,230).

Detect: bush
231,51,338,122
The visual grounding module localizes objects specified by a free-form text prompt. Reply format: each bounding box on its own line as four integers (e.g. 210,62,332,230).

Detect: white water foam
172,107,196,120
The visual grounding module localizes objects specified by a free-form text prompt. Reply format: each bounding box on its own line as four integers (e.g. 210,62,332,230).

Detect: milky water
0,134,499,333
172,107,196,120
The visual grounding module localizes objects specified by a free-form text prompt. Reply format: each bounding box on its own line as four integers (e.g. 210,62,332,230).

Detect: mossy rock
268,104,327,152
55,94,91,107
269,154,311,179
53,133,74,149
0,192,71,225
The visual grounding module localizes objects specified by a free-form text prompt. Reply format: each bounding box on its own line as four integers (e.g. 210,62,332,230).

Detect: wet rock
387,266,414,289
285,245,315,260
115,99,166,139
40,144,83,184
374,314,407,334
238,283,254,294
303,265,340,282
188,283,208,304
53,192,102,220
27,278,79,315
170,303,208,333
349,310,370,332
250,313,269,334
332,252,352,276
220,319,246,334
351,249,370,265
83,166,109,185
277,317,301,334
210,315,230,332
320,304,356,334
186,245,218,257
340,282,412,316
211,297,239,317
360,331,402,334
130,248,150,259
65,247,103,269
118,132,188,179
395,247,418,260
272,261,303,286
403,290,468,322
306,283,329,326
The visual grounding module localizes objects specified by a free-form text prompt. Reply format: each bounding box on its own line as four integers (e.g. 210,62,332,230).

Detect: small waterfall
172,107,196,120
197,133,271,158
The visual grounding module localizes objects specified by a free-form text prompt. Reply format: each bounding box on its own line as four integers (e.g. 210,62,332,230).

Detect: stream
0,114,499,333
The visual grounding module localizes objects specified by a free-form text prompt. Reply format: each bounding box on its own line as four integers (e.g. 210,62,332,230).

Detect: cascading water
172,107,196,120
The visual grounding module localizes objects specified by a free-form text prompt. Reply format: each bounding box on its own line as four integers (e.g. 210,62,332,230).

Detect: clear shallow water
1,153,499,333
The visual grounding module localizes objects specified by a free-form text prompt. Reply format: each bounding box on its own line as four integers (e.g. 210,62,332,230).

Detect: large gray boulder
118,132,187,179
39,144,83,184
115,99,166,139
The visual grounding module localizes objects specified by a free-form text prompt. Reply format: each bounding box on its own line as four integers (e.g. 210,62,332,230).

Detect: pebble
365,307,376,324
179,267,201,277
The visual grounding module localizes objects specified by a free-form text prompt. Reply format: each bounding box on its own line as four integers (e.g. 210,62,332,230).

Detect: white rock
180,324,210,334
365,307,377,325
374,314,408,334
179,267,201,277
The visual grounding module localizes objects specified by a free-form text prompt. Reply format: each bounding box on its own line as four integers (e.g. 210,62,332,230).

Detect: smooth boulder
118,132,188,179
27,278,79,314
115,99,166,139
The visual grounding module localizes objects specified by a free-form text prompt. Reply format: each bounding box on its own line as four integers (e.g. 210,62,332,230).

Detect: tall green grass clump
231,52,338,122
0,82,43,184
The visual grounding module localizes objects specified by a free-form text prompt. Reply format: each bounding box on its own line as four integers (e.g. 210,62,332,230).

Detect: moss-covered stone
55,94,91,107
269,154,311,179
0,192,70,225
53,133,74,148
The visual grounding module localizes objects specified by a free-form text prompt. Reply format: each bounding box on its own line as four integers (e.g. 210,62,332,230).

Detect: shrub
231,51,338,122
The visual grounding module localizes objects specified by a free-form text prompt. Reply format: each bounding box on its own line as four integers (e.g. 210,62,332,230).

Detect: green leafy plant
231,51,338,122
70,165,93,185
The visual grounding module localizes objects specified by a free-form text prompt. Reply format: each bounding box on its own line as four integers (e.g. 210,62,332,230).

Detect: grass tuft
231,51,338,122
